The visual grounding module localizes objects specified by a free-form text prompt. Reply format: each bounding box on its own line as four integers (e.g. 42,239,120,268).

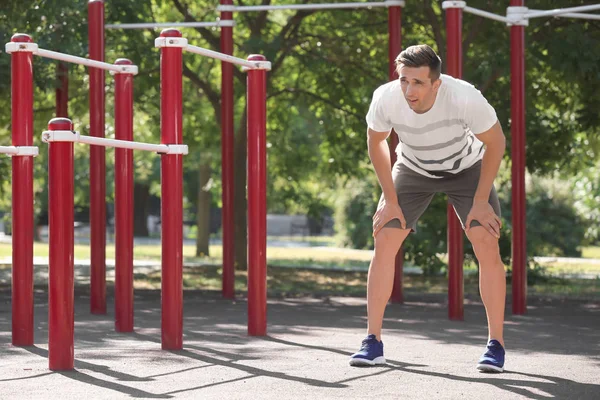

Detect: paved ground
1,286,599,400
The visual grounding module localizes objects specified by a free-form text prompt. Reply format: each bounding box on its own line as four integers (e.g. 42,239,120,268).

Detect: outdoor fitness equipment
5,25,269,370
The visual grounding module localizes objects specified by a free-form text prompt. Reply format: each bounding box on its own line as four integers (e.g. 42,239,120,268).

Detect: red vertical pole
114,59,135,332
56,62,69,118
445,4,464,321
510,0,527,315
220,0,235,299
88,0,106,315
47,118,75,371
246,56,267,336
159,29,183,349
388,2,404,304
10,33,35,346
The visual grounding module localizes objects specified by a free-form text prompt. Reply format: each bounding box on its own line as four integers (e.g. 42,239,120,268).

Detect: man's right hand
372,198,406,237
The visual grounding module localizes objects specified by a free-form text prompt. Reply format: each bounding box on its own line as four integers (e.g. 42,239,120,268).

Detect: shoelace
360,338,377,352
483,343,502,359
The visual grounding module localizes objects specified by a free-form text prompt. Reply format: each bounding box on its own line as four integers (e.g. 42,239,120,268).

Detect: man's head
395,45,442,114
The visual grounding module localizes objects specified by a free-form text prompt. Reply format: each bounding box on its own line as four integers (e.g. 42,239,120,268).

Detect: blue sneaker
349,334,386,366
477,339,505,372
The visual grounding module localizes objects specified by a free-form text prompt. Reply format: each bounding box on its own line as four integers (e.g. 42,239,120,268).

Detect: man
349,45,507,373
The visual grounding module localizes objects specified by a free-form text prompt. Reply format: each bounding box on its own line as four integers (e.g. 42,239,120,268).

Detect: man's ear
432,78,442,91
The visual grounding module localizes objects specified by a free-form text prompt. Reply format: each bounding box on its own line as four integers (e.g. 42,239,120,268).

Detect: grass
462,259,600,277
1,241,598,299
535,262,600,276
132,264,469,297
2,243,600,273
1,261,598,299
581,246,600,259
527,278,600,298
2,242,600,275
266,235,338,247
111,265,600,299
0,242,373,269
0,242,223,264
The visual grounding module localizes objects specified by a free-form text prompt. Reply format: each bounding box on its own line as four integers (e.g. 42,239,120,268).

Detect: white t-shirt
366,74,497,178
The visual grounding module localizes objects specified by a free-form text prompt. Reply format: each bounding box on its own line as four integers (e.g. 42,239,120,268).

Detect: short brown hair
395,45,442,81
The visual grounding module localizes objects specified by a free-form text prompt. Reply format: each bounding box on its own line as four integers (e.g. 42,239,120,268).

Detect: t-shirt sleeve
365,87,392,132
463,86,498,135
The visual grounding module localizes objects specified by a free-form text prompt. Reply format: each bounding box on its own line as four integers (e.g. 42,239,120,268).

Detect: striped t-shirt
366,74,498,178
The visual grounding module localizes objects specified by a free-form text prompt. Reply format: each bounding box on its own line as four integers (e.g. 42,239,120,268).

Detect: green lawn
266,235,338,247
3,243,600,274
0,242,373,269
536,262,600,276
581,246,600,259
0,242,222,264
1,241,598,298
135,265,462,297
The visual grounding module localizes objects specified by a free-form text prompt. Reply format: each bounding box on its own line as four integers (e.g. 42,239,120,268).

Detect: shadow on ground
0,286,599,399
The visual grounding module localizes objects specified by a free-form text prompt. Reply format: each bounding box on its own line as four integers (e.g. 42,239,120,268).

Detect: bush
495,175,586,259
333,176,379,250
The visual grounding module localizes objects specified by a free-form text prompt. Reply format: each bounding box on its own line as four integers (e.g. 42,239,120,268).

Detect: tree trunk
34,219,42,242
196,160,212,256
133,182,150,237
234,106,248,270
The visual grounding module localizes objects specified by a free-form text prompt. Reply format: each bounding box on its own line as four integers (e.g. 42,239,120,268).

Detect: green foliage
495,175,587,260
0,0,599,259
526,180,586,257
570,159,600,244
0,2,90,220
403,194,447,276
333,174,378,251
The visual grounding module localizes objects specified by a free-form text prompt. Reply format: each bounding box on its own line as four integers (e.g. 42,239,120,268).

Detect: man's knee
374,227,410,255
467,227,502,264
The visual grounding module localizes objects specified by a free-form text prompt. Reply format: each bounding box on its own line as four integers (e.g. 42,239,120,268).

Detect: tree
1,0,598,274
1,1,92,232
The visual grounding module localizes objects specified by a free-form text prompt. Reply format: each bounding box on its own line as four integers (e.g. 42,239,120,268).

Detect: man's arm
367,128,396,203
368,127,406,233
473,121,506,203
465,120,506,237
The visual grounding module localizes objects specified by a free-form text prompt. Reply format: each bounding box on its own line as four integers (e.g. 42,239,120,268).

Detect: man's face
399,65,441,114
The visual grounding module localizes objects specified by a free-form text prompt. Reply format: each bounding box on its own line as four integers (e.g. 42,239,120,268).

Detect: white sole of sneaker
477,363,504,373
349,356,386,366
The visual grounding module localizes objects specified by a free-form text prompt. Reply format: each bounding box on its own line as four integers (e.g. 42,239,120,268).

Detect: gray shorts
382,161,501,232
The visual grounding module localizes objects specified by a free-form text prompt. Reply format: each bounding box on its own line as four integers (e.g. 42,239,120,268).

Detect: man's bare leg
367,227,411,341
466,226,506,346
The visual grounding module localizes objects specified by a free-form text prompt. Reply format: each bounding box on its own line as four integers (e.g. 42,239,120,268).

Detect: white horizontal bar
0,145,38,156
0,146,19,155
106,20,235,29
41,131,188,155
529,9,600,21
558,12,600,20
464,6,510,23
217,1,405,12
78,135,173,153
6,44,136,74
185,44,272,70
36,48,139,74
527,4,600,19
155,37,189,48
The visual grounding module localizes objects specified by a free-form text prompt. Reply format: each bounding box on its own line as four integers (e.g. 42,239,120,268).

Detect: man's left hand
465,201,502,238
